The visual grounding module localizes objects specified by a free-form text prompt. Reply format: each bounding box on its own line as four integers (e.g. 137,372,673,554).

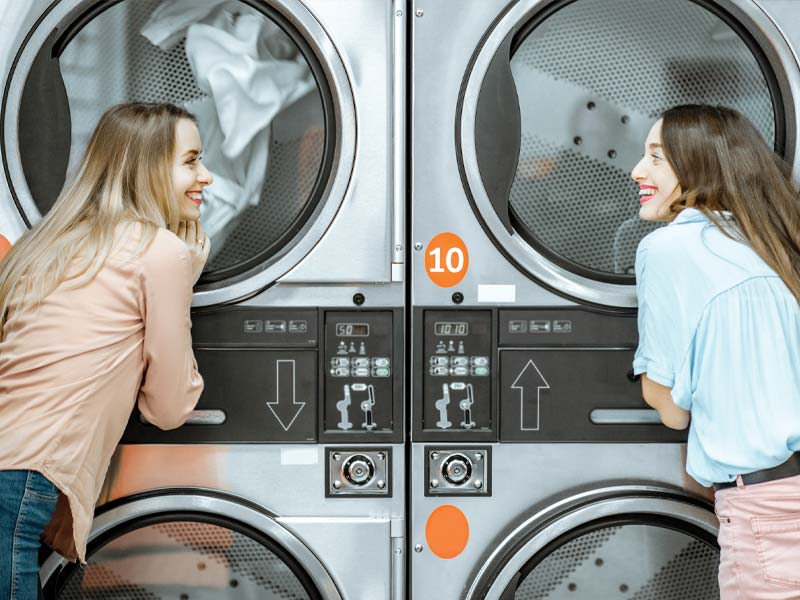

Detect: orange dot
0,235,10,260
425,505,469,559
424,232,469,288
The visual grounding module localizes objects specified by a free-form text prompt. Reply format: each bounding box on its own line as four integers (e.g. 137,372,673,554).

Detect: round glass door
54,518,320,599
465,492,720,600
41,494,342,600
4,0,344,290
461,0,793,305
509,520,719,599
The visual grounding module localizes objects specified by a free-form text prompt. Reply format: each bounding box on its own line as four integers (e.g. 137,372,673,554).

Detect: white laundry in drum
141,0,316,256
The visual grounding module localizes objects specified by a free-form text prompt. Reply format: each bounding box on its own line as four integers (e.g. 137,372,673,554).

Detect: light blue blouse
633,208,800,487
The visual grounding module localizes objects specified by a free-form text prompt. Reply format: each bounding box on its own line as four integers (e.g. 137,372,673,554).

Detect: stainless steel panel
410,443,713,600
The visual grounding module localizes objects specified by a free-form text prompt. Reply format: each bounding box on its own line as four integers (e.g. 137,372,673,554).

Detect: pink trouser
715,473,800,599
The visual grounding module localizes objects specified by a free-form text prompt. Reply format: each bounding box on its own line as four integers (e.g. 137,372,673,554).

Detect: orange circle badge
425,505,470,559
0,235,11,261
425,232,469,288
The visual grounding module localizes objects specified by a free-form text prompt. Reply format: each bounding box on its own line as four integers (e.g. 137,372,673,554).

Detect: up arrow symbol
267,360,305,431
511,359,550,431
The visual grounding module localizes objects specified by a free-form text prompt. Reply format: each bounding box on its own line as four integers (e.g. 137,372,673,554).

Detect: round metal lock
342,454,375,486
442,453,473,485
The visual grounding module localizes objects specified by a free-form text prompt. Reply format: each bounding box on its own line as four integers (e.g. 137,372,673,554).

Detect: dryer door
465,489,719,600
41,492,342,599
1,0,355,306
458,0,800,308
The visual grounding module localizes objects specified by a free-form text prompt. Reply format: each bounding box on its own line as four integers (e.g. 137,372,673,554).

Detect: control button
450,366,469,376
372,367,391,377
553,320,573,333
331,357,350,367
331,367,350,377
288,320,308,333
353,358,370,368
508,320,528,334
429,356,448,366
353,367,370,377
430,366,448,376
529,320,551,333
470,356,489,367
243,320,263,334
470,366,489,377
264,320,287,333
450,356,468,367
372,357,390,368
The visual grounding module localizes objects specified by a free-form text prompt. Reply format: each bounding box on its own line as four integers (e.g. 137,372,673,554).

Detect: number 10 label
425,232,469,288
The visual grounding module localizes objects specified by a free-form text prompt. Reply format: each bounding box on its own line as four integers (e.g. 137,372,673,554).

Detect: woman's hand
169,220,210,285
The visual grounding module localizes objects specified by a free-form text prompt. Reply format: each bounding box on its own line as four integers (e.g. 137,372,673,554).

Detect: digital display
336,323,370,337
434,322,469,336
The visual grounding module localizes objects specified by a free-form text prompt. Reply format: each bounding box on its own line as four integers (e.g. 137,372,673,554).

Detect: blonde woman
0,102,211,599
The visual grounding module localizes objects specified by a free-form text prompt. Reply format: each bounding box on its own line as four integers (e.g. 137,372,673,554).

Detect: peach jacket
0,223,203,563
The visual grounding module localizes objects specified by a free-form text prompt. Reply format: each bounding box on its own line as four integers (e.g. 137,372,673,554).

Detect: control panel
323,311,398,438
414,307,687,443
123,308,402,444
421,311,492,435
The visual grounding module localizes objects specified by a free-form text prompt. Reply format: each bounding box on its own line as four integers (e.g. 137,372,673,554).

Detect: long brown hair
660,104,800,302
0,102,196,339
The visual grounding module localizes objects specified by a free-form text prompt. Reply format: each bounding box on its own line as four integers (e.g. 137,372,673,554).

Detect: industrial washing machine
1,0,406,598
410,0,800,597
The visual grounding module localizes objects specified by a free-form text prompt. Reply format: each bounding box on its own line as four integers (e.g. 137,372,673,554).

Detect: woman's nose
631,158,646,182
197,162,213,186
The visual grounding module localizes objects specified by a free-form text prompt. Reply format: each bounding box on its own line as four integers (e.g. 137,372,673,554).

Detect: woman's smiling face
172,118,212,222
631,119,681,222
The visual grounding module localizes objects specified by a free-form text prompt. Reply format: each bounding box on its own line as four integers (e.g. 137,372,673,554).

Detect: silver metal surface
410,443,714,599
411,0,800,308
589,409,662,425
391,0,406,276
41,493,343,599
40,443,405,599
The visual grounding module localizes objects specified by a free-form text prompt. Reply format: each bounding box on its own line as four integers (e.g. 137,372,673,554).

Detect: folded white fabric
141,2,315,253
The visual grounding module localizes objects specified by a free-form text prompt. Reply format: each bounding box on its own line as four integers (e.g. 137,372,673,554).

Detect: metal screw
377,452,386,461
430,479,439,488
395,244,403,252
415,544,423,553
431,451,439,460
377,480,386,489
608,149,617,159
452,292,464,304
573,136,582,145
474,480,483,489
333,480,342,489
474,452,483,461
395,9,403,17
415,8,424,17
414,242,423,251
353,293,365,306
394,547,403,555
621,115,630,124
333,453,341,461
587,101,596,110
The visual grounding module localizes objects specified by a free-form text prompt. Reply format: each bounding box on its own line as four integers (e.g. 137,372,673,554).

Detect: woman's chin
179,207,201,222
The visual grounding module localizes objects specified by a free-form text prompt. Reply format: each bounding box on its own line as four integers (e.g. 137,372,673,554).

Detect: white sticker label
280,447,319,466
477,284,516,303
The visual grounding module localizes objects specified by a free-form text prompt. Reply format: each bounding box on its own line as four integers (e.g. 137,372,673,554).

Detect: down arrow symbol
267,360,305,431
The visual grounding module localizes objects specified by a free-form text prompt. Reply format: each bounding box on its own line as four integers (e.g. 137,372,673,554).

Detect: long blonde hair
0,102,196,339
